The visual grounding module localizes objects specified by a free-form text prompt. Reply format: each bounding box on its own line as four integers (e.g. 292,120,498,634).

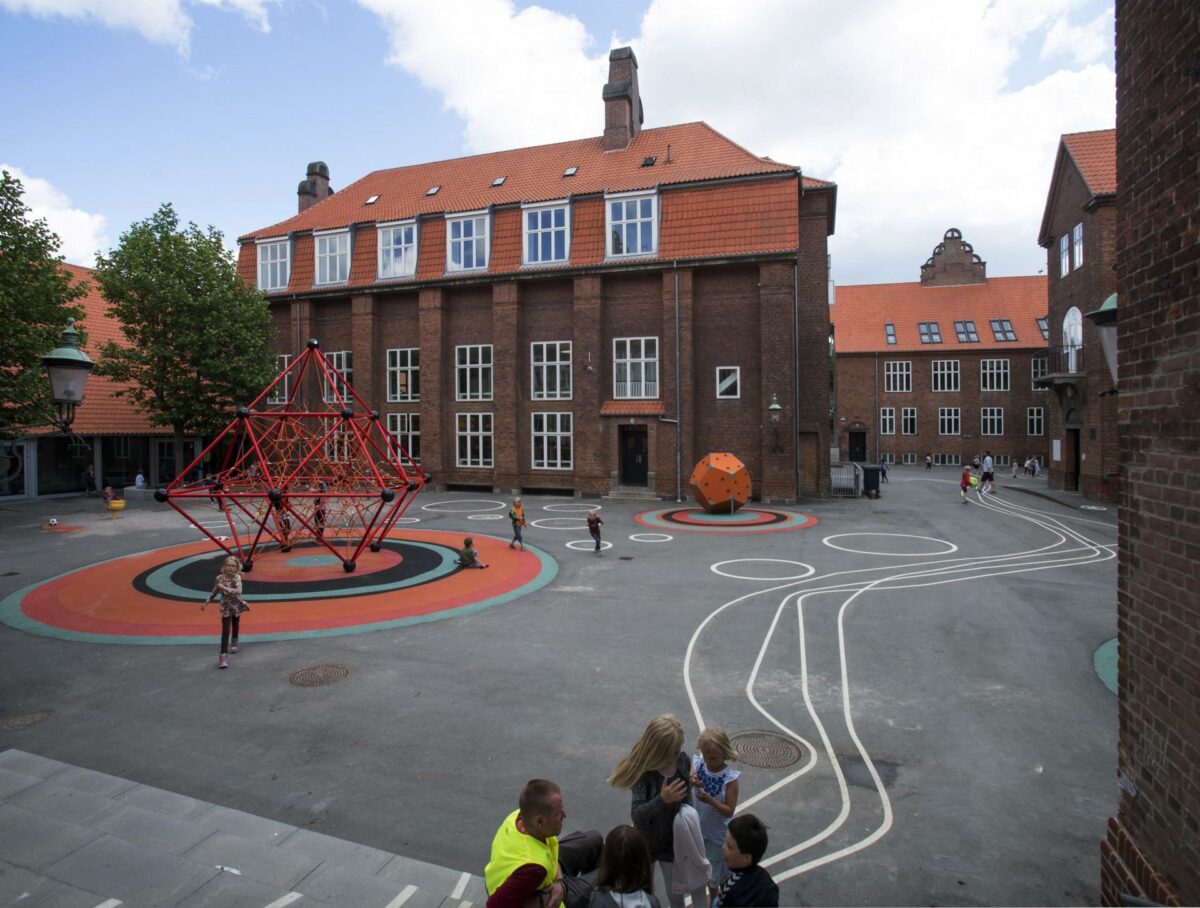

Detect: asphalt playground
0,467,1118,907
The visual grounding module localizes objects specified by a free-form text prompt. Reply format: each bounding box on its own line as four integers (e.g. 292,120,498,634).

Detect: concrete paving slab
0,750,70,780
295,863,422,907
0,804,102,870
0,766,42,800
49,765,140,799
192,805,298,846
29,883,118,908
44,833,219,905
183,831,323,889
6,780,120,825
115,783,216,820
174,868,299,908
277,827,394,875
377,856,473,904
94,802,217,855
0,857,73,906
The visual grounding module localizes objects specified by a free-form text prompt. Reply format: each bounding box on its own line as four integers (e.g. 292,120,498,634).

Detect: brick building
1037,129,1119,501
1100,1,1199,904
236,49,835,501
831,230,1049,471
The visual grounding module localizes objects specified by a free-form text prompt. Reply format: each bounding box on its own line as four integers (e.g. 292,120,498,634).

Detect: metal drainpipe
874,352,880,461
792,262,800,499
674,262,682,502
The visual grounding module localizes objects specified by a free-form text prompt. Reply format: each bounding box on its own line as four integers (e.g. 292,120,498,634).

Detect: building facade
236,49,835,501
832,230,1050,471
1037,129,1119,502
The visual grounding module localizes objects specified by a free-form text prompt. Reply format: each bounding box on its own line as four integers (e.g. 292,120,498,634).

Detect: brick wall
1105,0,1200,904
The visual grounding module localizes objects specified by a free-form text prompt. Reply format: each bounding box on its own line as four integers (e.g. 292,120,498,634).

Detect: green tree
0,169,87,435
94,203,275,476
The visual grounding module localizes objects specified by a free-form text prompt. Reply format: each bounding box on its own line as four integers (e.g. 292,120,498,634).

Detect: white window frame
256,239,290,292
456,344,493,402
1060,234,1070,277
932,360,960,393
901,407,917,435
614,337,659,399
884,361,912,393
446,210,489,273
322,350,353,403
456,412,493,468
981,407,1004,436
386,348,419,403
715,366,740,399
1032,356,1048,390
266,353,291,404
939,407,961,436
1027,407,1045,436
387,412,421,464
314,230,350,286
522,201,570,266
378,220,417,280
880,407,896,435
321,417,352,462
605,190,658,258
531,412,573,470
934,453,961,466
1073,222,1083,269
980,358,1011,392
531,341,572,401
902,452,917,465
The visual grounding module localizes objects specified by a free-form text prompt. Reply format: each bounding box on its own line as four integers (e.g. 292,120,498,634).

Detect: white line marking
451,872,470,899
260,895,303,908
92,900,123,908
384,884,418,908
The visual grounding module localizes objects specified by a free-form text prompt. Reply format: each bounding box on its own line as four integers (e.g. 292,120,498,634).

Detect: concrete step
600,488,662,501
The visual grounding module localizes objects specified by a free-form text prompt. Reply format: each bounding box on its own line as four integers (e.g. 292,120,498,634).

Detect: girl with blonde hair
202,555,249,669
691,727,741,896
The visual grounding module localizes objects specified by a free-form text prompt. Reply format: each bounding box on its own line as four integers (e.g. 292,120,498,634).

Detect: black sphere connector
268,488,283,503
307,338,320,349
340,408,353,420
369,543,382,553
342,559,356,573
381,488,395,503
236,407,250,418
370,410,379,420
154,488,168,503
242,561,253,573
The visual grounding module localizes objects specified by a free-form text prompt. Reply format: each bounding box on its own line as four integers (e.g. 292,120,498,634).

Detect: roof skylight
365,195,379,205
492,176,506,187
426,185,440,196
562,166,578,177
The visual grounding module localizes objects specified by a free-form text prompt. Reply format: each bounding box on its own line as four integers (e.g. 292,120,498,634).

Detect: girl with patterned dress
508,497,526,551
690,727,741,897
202,556,249,669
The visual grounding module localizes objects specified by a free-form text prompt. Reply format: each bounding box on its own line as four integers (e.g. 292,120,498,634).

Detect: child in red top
961,466,972,504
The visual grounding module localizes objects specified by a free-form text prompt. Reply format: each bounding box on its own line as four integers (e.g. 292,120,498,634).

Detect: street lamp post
768,392,783,454
40,318,95,431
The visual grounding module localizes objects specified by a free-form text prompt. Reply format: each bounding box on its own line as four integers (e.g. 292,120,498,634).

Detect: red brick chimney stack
297,161,333,213
602,47,643,151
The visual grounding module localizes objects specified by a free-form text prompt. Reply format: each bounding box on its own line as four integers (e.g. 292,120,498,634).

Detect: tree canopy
0,169,87,435
93,203,276,470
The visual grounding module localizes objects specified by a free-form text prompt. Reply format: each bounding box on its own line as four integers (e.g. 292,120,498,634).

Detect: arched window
1063,307,1083,371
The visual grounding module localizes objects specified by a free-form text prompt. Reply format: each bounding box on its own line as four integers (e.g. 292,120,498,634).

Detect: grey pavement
0,469,1119,906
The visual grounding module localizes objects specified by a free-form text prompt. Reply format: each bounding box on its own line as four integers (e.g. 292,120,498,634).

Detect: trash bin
861,465,881,498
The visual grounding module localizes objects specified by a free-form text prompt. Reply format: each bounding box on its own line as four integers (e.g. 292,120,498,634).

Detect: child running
587,510,604,552
202,555,249,669
588,825,662,908
690,728,741,898
960,464,973,504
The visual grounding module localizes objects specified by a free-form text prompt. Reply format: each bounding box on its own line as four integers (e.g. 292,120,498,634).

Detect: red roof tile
1062,129,1116,196
600,400,666,416
831,276,1048,353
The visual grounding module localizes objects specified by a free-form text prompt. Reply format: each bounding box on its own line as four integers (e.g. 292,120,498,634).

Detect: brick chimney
920,228,987,286
297,161,334,213
602,47,643,151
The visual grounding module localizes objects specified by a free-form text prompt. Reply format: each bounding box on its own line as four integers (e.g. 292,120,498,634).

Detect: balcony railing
1045,344,1085,376
614,381,659,399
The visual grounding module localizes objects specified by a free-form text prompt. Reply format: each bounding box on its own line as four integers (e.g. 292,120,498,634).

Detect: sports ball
47,517,59,526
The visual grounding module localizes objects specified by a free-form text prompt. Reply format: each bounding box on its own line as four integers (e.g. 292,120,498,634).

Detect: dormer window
523,200,570,266
606,191,658,258
314,230,350,286
378,220,417,280
446,211,489,272
256,238,290,292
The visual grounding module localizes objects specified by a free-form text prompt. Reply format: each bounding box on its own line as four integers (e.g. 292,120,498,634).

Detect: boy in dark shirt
717,814,778,907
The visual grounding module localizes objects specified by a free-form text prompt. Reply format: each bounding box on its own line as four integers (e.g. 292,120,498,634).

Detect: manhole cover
731,731,804,769
288,665,350,687
1,710,52,730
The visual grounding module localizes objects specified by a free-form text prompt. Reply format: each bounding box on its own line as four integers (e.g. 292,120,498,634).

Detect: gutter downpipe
874,352,880,462
674,261,682,502
794,169,803,499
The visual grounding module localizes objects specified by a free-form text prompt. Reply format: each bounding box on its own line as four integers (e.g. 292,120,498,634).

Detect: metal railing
613,381,659,399
1045,344,1085,375
830,462,862,498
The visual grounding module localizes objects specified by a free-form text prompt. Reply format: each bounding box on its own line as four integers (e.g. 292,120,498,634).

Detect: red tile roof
1062,129,1116,196
600,400,666,416
831,275,1048,353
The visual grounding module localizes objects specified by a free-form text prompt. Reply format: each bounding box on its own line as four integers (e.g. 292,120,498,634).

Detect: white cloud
2,164,109,266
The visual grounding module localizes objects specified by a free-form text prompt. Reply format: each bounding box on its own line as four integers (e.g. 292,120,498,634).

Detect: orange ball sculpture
690,452,751,513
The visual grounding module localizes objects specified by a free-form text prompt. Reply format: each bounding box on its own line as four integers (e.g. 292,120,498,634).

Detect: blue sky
0,0,1115,285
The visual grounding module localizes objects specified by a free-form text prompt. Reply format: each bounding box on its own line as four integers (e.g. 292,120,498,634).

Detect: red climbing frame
160,340,428,572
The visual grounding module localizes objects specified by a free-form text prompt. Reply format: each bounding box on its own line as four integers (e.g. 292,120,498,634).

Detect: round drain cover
731,731,804,769
289,665,350,687
1,710,52,730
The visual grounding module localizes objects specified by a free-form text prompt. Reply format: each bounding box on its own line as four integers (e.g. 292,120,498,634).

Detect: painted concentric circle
711,559,815,581
566,540,612,551
822,533,957,556
636,507,818,534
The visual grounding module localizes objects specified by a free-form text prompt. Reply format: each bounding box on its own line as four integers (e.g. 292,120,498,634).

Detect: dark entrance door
1066,428,1081,491
848,431,867,463
620,426,648,486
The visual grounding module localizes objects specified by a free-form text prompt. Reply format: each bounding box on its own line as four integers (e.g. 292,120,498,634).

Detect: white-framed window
1060,234,1070,277
918,322,942,344
532,412,573,470
531,341,572,401
378,221,417,279
902,407,917,435
614,337,659,399
447,211,489,272
315,230,350,285
881,452,896,464
1027,407,1045,436
932,360,960,392
386,412,421,464
934,453,961,466
981,407,1004,435
456,344,493,401
322,418,352,462
606,191,657,258
884,323,897,345
267,354,291,404
990,319,1018,342
939,407,960,436
880,407,896,435
954,320,979,343
715,366,740,399
256,239,290,291
1032,356,1048,389
980,358,1011,391
1037,317,1050,341
386,348,419,402
1073,222,1083,269
884,361,912,393
523,202,570,265
322,350,353,403
902,452,917,465
456,412,493,468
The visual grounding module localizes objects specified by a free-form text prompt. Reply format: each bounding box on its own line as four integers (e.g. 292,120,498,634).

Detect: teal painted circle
287,554,342,567
682,510,760,523
1093,637,1117,695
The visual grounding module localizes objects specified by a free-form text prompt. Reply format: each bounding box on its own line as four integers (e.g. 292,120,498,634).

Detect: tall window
884,323,897,345
1063,307,1083,372
884,361,911,393
531,341,572,400
266,354,291,404
378,221,417,279
918,322,942,344
387,412,421,464
456,413,493,467
880,407,896,435
715,366,740,399
954,320,979,343
1027,407,1044,436
902,407,917,435
939,407,960,436
524,203,569,265
1032,356,1048,389
386,348,419,402
606,192,657,257
614,337,659,398
1073,222,1083,268
981,407,1004,435
990,319,1018,342
257,240,290,291
932,360,960,392
315,231,350,285
1037,317,1050,341
1060,234,1070,277
447,212,489,272
456,345,493,401
980,359,1011,391
532,412,572,469
322,351,353,403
